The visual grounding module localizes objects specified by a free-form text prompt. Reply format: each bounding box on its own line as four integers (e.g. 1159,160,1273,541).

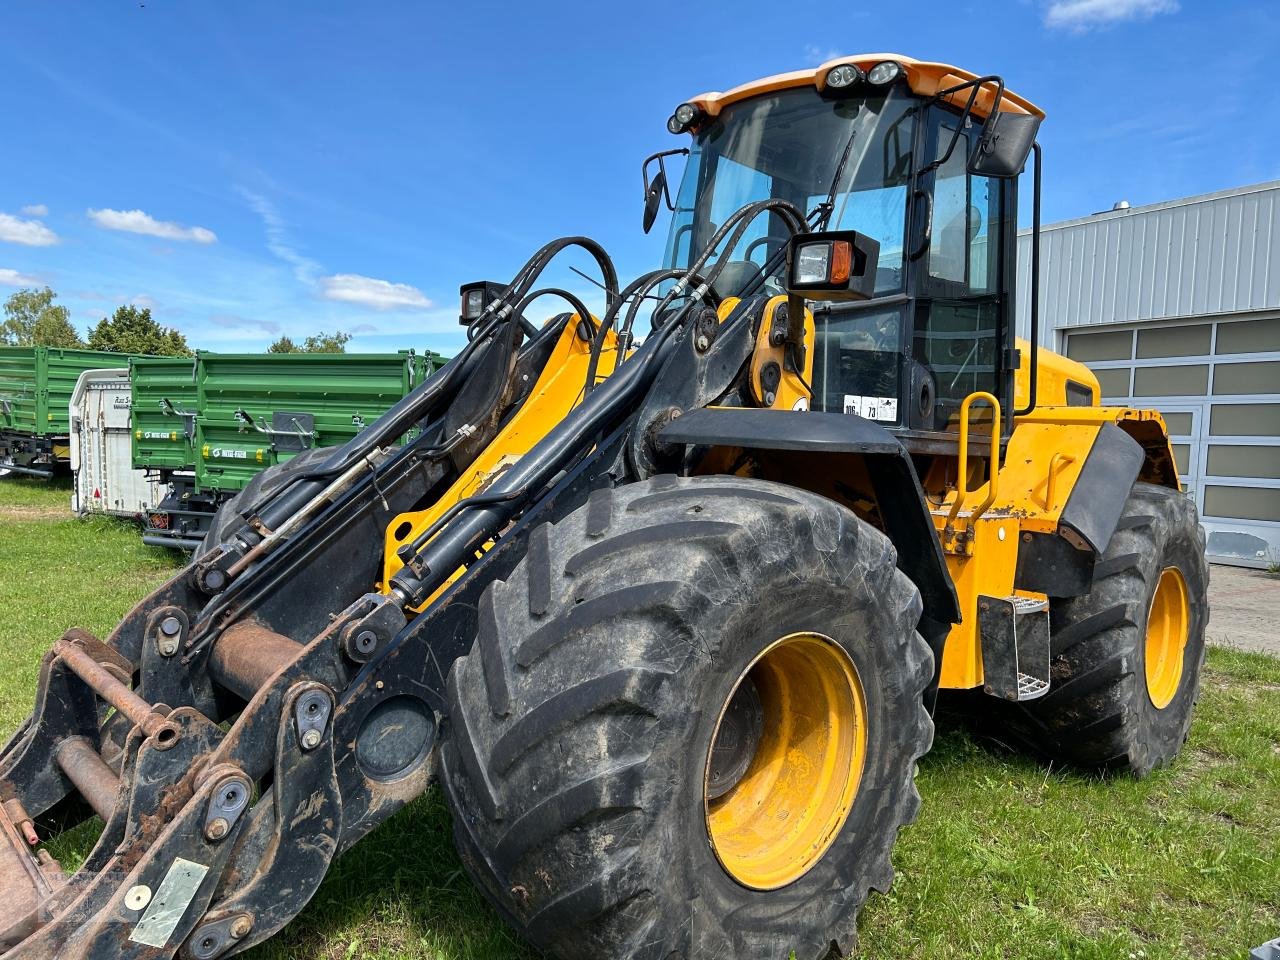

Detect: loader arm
0,205,801,958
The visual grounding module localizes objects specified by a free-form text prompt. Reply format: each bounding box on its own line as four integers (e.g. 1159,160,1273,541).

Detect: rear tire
441,475,934,960
1008,482,1208,776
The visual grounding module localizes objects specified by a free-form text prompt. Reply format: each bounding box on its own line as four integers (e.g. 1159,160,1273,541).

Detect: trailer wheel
441,475,933,960
1008,482,1208,776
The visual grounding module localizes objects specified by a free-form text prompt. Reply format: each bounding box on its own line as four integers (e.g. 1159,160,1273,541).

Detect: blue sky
1,0,1276,356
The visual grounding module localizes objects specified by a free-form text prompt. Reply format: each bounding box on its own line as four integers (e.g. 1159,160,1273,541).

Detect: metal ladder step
979,594,1052,702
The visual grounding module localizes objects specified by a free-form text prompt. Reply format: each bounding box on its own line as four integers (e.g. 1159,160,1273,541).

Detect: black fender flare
658,407,961,627
1015,421,1146,598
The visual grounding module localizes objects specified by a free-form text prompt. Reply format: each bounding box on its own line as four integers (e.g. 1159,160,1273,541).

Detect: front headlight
785,231,878,301
462,288,485,319
459,280,507,325
795,242,833,285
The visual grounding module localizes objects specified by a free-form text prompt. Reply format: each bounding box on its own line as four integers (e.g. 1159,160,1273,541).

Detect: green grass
1,479,1278,959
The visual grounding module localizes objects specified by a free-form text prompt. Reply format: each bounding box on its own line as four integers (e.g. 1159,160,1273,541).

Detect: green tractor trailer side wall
129,356,201,473
415,351,449,381
194,350,424,493
1,346,134,437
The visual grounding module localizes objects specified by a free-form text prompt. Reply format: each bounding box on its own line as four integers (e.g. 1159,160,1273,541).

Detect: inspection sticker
128,857,209,947
843,394,898,422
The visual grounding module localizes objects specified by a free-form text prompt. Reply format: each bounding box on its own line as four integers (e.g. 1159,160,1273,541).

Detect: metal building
1017,180,1280,567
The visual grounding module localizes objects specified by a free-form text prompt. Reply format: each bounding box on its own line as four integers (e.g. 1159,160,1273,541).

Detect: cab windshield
663,86,917,299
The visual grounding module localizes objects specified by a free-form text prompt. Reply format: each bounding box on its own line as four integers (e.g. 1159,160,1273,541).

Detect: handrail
946,391,1002,529
1044,451,1075,511
234,408,316,448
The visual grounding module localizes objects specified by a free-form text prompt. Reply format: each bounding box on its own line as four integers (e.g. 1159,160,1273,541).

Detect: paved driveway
1207,563,1280,657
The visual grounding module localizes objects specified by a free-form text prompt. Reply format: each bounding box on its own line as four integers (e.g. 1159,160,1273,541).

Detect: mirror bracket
641,148,688,233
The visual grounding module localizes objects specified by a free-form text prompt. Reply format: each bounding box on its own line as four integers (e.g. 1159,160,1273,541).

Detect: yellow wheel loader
0,53,1207,960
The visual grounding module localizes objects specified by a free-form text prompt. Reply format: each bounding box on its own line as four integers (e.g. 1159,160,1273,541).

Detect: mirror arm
916,75,1006,179
642,147,689,210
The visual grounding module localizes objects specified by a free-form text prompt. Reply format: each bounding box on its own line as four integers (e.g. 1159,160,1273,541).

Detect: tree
267,335,299,353
32,310,85,348
302,331,351,353
86,305,191,356
1,287,83,347
266,331,351,354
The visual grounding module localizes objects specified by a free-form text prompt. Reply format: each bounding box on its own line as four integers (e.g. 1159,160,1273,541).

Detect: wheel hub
705,676,764,801
1144,566,1190,709
704,632,867,890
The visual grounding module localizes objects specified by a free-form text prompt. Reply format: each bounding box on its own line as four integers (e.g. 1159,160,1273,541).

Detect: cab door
908,106,1015,433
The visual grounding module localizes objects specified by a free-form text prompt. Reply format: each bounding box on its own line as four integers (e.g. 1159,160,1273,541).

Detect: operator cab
651,55,1042,440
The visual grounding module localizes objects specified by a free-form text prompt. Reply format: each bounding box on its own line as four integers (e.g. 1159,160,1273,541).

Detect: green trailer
129,355,200,473
141,350,444,549
0,345,141,478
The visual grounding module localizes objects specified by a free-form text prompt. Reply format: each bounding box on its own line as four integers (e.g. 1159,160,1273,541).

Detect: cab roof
687,53,1044,122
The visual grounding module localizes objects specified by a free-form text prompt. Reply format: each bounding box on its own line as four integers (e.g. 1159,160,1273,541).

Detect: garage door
1063,316,1280,567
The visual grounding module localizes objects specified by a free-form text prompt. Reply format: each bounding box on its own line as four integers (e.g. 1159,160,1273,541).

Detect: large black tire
441,475,934,960
1008,482,1208,776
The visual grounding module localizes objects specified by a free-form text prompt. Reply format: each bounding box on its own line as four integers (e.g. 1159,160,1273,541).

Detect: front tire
441,475,934,959
1009,482,1209,776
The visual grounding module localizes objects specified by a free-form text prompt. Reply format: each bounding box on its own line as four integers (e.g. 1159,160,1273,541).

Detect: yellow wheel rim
704,632,867,890
1144,567,1190,709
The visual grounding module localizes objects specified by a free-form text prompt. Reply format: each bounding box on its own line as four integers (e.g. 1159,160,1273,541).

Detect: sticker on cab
842,394,898,422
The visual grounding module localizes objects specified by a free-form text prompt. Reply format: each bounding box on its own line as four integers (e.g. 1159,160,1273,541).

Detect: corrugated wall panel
1018,181,1280,346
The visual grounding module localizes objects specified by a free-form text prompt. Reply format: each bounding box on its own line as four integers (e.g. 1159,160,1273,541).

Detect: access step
978,594,1051,702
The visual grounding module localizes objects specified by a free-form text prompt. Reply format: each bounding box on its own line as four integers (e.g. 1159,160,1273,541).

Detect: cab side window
914,111,1010,427
927,119,1000,295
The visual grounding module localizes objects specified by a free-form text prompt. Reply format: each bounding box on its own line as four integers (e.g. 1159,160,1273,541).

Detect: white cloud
1045,0,1178,30
19,204,48,217
87,208,217,244
209,313,282,335
319,274,432,310
0,212,59,247
129,294,158,309
804,45,842,65
236,188,321,284
0,267,43,286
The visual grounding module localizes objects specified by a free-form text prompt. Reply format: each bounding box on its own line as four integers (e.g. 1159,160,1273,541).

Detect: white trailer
69,367,165,519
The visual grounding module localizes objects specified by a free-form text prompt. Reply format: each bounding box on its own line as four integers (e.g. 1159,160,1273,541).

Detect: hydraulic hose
581,269,712,397
389,314,680,606
514,288,599,340
582,198,804,397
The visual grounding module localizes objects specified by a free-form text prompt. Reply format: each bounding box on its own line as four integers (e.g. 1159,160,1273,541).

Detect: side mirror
968,112,1041,179
785,230,880,301
640,147,687,234
642,168,667,234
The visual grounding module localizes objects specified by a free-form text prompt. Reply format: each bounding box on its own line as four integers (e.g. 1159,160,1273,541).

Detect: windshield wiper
814,126,860,230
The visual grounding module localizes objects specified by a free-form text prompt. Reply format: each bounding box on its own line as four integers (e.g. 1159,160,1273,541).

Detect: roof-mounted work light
666,102,703,134
824,63,865,91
